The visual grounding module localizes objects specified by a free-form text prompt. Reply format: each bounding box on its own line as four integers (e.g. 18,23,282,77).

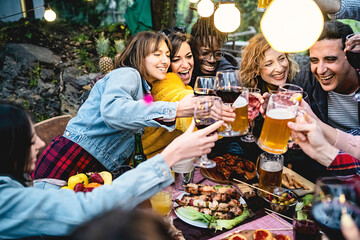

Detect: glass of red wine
345,33,360,70
311,176,360,240
193,76,216,96
214,70,243,137
241,87,261,142
193,96,223,168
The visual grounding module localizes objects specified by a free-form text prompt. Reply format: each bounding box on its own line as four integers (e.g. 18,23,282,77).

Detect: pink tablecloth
209,213,293,240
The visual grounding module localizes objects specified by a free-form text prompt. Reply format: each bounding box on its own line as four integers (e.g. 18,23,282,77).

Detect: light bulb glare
44,8,56,22
214,3,241,33
197,0,214,17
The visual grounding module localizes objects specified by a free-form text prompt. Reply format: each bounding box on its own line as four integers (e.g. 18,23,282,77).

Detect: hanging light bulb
214,1,241,33
197,0,214,17
44,5,56,22
261,0,323,53
189,0,199,3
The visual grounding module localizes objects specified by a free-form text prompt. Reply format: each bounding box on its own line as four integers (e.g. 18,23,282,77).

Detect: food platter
200,154,257,184
174,192,247,229
221,229,291,240
282,167,315,196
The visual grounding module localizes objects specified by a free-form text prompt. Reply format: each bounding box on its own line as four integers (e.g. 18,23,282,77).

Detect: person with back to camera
142,31,235,159
31,31,199,185
0,101,222,239
189,14,239,88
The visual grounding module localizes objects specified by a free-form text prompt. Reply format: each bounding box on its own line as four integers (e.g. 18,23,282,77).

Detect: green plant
29,62,41,87
73,33,89,44
34,112,49,122
21,99,31,109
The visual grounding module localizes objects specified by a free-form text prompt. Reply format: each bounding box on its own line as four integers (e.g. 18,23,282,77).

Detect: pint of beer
258,152,284,189
231,94,249,135
258,94,298,154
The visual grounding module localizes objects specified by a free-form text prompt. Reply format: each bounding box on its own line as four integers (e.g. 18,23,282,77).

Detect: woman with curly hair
240,33,300,94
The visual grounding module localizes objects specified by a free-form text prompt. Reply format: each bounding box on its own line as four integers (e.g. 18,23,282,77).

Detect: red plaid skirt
32,135,107,181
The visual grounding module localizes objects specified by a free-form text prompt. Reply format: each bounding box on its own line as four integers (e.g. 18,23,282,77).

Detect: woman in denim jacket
32,31,197,182
0,101,222,239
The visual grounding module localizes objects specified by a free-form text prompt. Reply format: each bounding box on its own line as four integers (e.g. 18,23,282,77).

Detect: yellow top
142,73,193,158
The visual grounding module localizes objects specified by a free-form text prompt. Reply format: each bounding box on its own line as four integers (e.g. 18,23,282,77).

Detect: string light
0,2,56,22
261,0,324,53
214,1,240,33
189,0,200,3
197,0,214,17
44,5,56,22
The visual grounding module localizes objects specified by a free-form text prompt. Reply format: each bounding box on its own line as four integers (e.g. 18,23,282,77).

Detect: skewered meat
185,183,199,195
199,185,216,195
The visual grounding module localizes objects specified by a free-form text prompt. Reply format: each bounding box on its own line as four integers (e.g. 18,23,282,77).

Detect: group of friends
1,0,360,239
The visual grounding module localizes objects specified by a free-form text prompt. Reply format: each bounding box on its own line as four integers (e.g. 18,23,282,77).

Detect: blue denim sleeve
0,154,173,239
100,68,177,131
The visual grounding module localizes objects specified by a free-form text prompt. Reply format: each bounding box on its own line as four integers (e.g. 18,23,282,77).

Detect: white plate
174,192,247,229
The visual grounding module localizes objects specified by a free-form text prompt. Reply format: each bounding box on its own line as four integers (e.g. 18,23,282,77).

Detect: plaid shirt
327,153,360,176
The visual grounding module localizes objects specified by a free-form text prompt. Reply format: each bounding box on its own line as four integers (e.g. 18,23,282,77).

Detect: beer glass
258,152,283,189
258,0,273,12
230,87,249,136
258,93,299,154
278,83,303,103
241,87,261,143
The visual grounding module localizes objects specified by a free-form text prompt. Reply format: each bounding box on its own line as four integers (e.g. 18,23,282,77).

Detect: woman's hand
161,120,223,167
176,94,196,118
221,104,236,122
260,92,270,117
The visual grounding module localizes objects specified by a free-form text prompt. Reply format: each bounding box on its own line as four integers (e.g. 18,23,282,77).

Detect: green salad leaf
175,207,251,231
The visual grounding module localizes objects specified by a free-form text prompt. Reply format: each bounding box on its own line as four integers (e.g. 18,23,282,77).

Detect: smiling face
309,39,359,94
27,123,45,172
260,48,289,87
197,37,221,75
145,40,170,83
171,42,194,85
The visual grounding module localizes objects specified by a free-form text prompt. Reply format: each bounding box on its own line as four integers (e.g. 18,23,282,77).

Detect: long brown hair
240,34,299,88
167,32,193,72
116,31,172,80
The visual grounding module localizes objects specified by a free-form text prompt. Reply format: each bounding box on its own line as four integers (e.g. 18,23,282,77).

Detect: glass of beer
150,185,173,217
241,87,261,142
230,87,249,136
258,152,283,189
258,93,299,154
258,0,273,12
278,83,303,103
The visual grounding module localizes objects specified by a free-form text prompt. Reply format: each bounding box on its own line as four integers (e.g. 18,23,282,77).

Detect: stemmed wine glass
214,70,244,137
193,96,223,168
312,176,360,240
241,87,261,143
193,76,216,96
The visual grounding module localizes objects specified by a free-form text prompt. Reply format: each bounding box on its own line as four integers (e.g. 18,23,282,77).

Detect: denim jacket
64,67,177,171
0,154,173,239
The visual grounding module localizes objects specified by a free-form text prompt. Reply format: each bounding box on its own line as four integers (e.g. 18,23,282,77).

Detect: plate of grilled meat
174,183,251,230
201,154,257,184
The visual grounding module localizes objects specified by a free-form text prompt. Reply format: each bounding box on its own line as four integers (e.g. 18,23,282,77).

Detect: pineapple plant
95,33,114,74
114,39,125,65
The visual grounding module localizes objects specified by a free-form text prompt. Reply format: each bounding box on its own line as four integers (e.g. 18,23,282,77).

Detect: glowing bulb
44,8,56,22
261,0,323,53
214,3,240,33
189,0,199,3
197,0,214,17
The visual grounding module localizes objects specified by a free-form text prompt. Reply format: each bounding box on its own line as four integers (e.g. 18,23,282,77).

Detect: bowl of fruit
258,186,298,214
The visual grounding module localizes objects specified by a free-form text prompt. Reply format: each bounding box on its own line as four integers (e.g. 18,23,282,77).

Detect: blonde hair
240,34,299,88
117,31,172,80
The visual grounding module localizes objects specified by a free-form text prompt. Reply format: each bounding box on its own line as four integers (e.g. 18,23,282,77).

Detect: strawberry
90,172,104,184
74,183,85,192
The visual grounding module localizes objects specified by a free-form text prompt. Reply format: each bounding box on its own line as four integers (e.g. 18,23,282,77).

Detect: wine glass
193,96,223,168
241,87,261,143
214,70,244,137
193,76,216,96
312,176,360,240
345,33,360,70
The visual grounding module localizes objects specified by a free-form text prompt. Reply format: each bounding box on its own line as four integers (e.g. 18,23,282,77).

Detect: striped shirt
328,90,359,131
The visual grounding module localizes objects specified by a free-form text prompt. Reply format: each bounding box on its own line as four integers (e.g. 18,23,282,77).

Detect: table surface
169,168,295,240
